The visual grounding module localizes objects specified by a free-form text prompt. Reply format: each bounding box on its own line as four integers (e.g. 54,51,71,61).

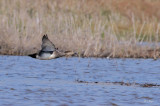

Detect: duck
29,34,76,60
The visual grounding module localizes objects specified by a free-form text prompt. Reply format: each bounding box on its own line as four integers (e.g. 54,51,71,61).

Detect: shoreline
0,48,159,59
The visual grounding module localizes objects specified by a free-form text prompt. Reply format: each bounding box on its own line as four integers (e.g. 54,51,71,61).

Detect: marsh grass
0,0,160,58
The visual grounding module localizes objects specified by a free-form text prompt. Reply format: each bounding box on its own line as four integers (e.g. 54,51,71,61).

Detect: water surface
0,56,160,106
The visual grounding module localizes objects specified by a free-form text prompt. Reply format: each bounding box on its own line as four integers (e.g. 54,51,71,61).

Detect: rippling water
0,56,160,106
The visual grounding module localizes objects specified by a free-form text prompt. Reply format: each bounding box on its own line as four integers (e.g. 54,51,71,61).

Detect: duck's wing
41,34,56,52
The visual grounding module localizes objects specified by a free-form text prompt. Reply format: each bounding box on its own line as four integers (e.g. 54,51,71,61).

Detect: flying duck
29,34,75,60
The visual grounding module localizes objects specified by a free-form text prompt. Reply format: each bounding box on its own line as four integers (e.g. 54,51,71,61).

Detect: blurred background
0,0,160,58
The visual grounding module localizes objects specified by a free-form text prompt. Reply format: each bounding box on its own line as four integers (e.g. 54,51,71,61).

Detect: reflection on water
0,56,160,106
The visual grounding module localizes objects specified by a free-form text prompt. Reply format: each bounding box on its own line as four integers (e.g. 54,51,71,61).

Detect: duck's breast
38,51,53,60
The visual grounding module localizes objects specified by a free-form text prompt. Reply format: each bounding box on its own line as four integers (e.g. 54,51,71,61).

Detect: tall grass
0,0,160,58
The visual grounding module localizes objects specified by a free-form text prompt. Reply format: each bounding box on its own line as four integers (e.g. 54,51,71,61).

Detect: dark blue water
0,56,160,106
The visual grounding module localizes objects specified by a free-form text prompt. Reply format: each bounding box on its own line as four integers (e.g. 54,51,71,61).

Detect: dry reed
0,0,160,58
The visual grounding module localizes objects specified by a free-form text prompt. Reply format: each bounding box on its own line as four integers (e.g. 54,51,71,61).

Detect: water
0,56,160,106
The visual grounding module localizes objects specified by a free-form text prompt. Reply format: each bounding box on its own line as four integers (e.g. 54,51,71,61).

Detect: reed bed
0,0,160,58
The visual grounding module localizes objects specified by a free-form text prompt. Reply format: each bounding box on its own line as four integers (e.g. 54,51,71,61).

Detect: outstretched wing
41,34,56,52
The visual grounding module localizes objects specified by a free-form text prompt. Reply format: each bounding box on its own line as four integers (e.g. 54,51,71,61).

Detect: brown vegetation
76,80,160,88
0,0,160,58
